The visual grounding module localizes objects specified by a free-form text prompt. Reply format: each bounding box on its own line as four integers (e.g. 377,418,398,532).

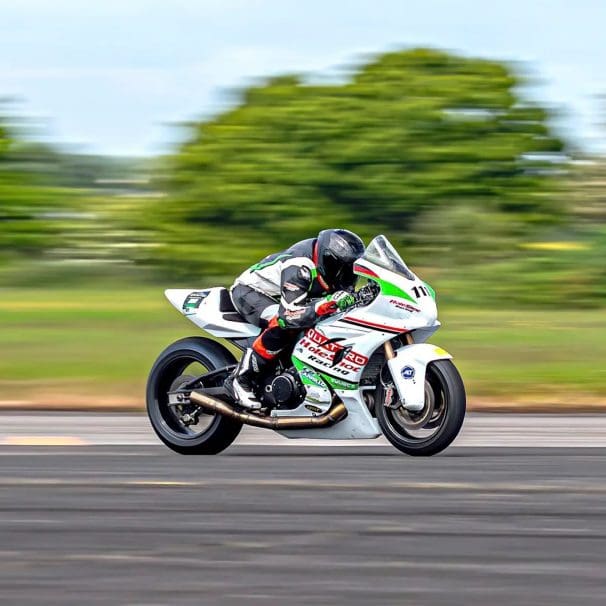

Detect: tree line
2,48,605,305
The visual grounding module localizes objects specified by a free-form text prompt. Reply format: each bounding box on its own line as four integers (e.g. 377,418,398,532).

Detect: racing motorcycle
146,235,466,456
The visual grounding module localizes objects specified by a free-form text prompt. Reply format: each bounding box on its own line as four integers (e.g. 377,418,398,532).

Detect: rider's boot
227,348,267,410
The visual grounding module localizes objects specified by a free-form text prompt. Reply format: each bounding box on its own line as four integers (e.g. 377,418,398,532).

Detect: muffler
189,390,348,429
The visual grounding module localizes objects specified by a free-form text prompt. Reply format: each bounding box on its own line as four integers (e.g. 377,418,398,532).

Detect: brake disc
392,381,436,430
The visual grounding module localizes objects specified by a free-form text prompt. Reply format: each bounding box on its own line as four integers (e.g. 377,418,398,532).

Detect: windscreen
362,235,415,280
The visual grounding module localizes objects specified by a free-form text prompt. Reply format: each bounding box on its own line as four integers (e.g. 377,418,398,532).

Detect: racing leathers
229,237,356,408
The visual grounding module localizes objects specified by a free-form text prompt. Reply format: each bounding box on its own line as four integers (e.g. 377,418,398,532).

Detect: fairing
165,288,260,338
166,236,452,438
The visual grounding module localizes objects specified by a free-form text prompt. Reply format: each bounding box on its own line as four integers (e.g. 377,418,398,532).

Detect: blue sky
0,0,604,156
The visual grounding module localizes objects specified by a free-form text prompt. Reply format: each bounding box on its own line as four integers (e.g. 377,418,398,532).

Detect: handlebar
354,280,380,307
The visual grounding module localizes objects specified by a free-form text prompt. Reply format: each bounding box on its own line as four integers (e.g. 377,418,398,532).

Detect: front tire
376,359,466,456
146,337,242,454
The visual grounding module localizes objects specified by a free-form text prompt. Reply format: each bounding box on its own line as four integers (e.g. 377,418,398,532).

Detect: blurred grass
438,306,606,406
0,287,605,409
0,288,187,408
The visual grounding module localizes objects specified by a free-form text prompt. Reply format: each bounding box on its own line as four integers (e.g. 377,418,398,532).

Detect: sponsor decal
305,328,327,345
283,281,299,292
307,354,357,376
321,374,358,390
305,404,323,413
295,329,369,378
182,291,209,312
401,365,415,380
251,356,260,373
285,308,305,320
305,328,369,366
299,367,326,387
389,298,420,313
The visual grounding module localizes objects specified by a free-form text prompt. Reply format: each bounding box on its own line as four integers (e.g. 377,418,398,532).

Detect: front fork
383,336,451,412
383,334,414,359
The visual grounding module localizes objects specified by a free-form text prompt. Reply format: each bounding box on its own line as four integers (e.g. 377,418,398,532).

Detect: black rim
152,351,220,441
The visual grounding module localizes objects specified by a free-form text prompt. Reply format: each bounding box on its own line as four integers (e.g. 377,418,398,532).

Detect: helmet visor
323,251,357,290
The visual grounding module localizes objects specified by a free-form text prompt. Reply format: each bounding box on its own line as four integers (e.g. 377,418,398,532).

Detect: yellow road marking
1,436,88,446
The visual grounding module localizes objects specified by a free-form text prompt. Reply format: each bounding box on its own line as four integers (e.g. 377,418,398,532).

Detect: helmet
316,229,365,290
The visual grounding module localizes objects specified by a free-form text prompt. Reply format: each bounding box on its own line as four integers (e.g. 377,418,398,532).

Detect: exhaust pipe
189,390,348,429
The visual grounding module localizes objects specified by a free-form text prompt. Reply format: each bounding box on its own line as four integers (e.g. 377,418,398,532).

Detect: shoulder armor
282,256,316,272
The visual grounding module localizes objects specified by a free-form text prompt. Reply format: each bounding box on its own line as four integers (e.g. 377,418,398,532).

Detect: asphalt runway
1,422,606,605
4,412,606,446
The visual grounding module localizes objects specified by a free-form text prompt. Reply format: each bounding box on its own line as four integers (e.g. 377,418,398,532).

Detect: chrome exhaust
189,390,348,429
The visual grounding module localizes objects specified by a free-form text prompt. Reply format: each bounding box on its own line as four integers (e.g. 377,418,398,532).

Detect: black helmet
316,229,365,290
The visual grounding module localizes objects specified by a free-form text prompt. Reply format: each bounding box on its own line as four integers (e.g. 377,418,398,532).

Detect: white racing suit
228,238,354,407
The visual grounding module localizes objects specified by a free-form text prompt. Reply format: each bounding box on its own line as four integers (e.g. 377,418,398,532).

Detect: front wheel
146,337,242,454
376,359,466,456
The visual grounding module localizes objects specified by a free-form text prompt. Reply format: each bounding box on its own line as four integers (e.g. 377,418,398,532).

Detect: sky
0,0,604,156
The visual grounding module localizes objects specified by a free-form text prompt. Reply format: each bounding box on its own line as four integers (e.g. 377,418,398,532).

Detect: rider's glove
332,290,356,311
315,291,356,317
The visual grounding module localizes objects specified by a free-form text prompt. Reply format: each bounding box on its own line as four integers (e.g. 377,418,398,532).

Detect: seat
218,288,248,323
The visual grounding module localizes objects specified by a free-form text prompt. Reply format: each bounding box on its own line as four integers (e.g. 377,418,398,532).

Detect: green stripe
374,278,417,303
293,357,358,391
292,357,327,387
320,374,358,391
292,356,306,372
250,253,291,272
308,265,327,293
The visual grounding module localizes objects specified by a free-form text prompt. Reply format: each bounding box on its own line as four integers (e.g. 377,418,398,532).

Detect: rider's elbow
278,307,313,329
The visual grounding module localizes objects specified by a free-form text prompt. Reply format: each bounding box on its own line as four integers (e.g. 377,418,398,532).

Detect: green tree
0,115,80,260
147,48,565,279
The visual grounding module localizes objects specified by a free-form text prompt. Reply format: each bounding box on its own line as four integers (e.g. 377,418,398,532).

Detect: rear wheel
376,359,466,456
146,337,242,454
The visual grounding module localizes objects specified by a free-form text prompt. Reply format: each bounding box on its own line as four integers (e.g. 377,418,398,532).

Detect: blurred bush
144,48,566,283
3,48,606,308
0,108,157,286
0,118,80,261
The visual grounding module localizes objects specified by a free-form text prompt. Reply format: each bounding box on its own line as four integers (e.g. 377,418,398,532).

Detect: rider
228,229,366,409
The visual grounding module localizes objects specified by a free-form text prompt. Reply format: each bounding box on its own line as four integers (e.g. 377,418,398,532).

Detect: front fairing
346,258,439,334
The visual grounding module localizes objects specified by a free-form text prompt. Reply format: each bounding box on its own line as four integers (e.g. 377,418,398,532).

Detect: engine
259,367,306,410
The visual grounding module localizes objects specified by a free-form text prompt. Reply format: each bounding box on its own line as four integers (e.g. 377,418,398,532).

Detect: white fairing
166,236,456,440
387,343,452,411
274,246,450,438
165,288,260,338
277,391,382,439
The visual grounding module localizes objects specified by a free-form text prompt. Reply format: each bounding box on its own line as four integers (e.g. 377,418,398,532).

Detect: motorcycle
146,235,466,456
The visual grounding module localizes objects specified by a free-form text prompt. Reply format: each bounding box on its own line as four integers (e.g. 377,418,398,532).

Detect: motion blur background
1,0,605,410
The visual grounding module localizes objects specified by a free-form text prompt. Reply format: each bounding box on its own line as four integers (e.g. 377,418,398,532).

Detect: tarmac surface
3,411,606,446
1,413,606,605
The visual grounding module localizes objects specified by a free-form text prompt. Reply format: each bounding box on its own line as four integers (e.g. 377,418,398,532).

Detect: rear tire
146,337,242,454
376,359,466,456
